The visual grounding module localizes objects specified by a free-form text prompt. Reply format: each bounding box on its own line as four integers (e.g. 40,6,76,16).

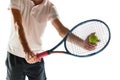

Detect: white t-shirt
8,0,58,58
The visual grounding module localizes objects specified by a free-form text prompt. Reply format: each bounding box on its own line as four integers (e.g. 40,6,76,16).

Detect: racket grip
36,51,49,59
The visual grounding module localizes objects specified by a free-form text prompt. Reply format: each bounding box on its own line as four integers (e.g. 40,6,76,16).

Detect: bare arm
11,9,39,63
51,18,96,50
51,18,69,38
11,9,31,53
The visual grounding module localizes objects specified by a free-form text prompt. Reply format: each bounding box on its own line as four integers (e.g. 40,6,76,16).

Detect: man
6,0,96,80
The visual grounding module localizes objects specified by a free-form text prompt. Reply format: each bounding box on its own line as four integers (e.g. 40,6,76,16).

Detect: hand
83,33,97,51
25,51,40,64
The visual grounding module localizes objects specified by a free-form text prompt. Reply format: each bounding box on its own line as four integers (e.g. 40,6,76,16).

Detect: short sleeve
48,5,59,21
10,0,20,10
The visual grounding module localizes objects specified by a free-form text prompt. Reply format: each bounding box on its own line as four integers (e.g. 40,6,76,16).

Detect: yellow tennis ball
89,34,99,44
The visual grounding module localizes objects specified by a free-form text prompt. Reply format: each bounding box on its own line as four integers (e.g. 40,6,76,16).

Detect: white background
0,0,120,80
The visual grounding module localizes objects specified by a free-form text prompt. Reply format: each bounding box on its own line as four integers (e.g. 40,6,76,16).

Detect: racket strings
65,21,110,56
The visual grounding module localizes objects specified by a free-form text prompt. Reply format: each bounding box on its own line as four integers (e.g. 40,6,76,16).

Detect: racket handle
36,51,49,59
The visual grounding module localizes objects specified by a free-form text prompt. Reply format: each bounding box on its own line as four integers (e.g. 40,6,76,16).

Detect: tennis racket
36,19,111,58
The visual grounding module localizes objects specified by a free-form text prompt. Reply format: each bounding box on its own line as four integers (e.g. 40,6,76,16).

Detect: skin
11,0,96,64
31,0,43,5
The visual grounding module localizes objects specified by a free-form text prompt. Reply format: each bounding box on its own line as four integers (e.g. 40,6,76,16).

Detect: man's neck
32,0,43,5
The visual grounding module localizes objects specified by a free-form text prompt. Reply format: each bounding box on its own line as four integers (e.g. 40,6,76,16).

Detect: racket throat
36,50,51,59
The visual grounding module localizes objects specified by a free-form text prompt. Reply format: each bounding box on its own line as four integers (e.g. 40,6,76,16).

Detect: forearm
16,22,31,53
11,9,31,53
58,27,84,47
52,18,95,51
67,33,84,47
52,18,84,47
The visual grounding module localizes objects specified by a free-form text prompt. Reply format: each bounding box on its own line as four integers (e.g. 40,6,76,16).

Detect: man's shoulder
46,0,55,8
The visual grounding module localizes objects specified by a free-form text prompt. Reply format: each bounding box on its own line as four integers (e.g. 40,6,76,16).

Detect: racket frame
37,19,111,58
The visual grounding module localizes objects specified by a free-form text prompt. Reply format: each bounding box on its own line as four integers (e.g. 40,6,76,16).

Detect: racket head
64,19,111,57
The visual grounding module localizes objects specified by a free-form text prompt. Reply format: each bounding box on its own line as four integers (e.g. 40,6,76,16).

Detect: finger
91,32,96,35
89,43,97,46
25,53,40,64
87,32,95,38
25,55,35,63
29,56,40,63
86,44,96,51
33,56,41,62
26,58,36,64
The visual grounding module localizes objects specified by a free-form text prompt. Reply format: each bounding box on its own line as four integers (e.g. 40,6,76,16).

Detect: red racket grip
36,51,49,59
